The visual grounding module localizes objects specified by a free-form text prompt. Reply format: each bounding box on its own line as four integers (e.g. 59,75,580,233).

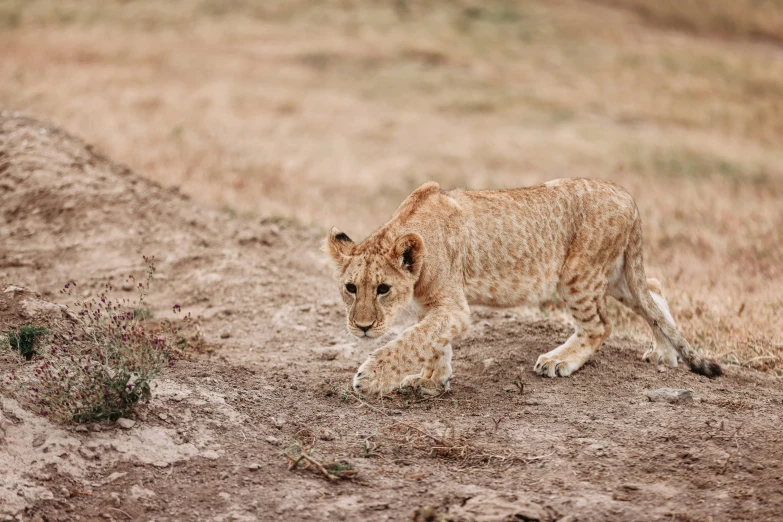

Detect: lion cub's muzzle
348,320,386,339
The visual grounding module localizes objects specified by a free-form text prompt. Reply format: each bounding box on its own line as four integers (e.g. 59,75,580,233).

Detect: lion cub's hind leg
607,258,678,368
535,269,612,378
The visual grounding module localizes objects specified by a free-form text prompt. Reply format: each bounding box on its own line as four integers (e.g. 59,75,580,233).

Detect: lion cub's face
324,228,424,339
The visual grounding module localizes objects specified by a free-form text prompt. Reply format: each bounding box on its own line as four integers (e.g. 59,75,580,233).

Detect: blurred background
1,0,781,370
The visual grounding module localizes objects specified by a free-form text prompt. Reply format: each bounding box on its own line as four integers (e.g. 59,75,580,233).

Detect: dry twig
285,443,357,481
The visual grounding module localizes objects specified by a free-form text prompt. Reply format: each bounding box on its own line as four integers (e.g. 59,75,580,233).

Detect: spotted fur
324,178,722,396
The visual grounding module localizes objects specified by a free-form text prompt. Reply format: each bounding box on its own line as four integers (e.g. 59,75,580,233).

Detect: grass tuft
6,325,50,360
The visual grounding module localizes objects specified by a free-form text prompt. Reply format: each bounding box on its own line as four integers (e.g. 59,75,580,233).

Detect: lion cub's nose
356,322,374,333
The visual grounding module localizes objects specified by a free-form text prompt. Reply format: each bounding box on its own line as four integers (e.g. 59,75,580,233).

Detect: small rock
129,485,155,500
220,331,231,339
110,492,121,508
270,416,285,429
201,450,221,460
158,412,168,421
316,348,340,361
102,472,127,484
116,418,135,429
645,388,693,404
247,463,261,471
79,447,97,460
60,487,71,498
265,436,280,446
121,282,134,292
74,425,88,432
32,434,47,448
218,492,231,502
318,428,336,441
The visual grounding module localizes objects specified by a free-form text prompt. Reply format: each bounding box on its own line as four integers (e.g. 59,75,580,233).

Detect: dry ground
1,1,783,520
0,0,781,370
0,110,782,522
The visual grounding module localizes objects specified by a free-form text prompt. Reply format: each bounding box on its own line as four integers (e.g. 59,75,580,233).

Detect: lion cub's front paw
534,352,579,378
352,355,404,396
400,374,450,397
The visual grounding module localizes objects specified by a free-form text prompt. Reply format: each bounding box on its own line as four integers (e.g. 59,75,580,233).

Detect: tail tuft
690,357,723,378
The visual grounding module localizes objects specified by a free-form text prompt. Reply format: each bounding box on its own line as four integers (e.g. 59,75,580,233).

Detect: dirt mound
0,112,294,295
1,115,782,521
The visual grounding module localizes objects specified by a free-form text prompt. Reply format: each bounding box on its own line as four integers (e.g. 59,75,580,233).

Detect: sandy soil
1,116,782,522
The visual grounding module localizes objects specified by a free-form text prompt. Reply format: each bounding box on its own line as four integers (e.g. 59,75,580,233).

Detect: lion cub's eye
377,284,390,295
345,283,357,294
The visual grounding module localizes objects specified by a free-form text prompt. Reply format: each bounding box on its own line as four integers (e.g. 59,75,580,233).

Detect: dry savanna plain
0,1,782,521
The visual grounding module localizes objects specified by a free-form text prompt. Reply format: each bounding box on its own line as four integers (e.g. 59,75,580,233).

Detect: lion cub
324,179,721,396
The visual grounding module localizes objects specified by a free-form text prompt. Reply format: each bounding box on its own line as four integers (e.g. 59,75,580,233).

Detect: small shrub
18,256,189,423
6,325,50,360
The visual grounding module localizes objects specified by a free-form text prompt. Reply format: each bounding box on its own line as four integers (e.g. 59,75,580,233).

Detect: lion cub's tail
624,212,722,378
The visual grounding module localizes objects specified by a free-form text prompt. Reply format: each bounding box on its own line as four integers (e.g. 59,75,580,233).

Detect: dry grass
1,0,781,372
375,421,523,466
590,0,783,45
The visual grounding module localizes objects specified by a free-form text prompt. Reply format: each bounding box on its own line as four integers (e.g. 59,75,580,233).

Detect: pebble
103,472,127,484
265,436,280,446
247,463,261,471
129,485,156,500
645,388,693,404
60,487,71,498
201,450,221,460
220,331,231,339
116,418,135,429
319,428,336,441
79,447,97,460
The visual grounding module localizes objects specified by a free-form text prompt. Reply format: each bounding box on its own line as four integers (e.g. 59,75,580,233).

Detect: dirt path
1,115,782,522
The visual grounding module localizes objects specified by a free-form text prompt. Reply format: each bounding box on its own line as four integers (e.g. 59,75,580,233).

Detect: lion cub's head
323,227,424,339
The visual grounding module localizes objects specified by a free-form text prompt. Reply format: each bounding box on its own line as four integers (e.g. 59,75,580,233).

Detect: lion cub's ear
324,227,354,267
390,233,424,277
